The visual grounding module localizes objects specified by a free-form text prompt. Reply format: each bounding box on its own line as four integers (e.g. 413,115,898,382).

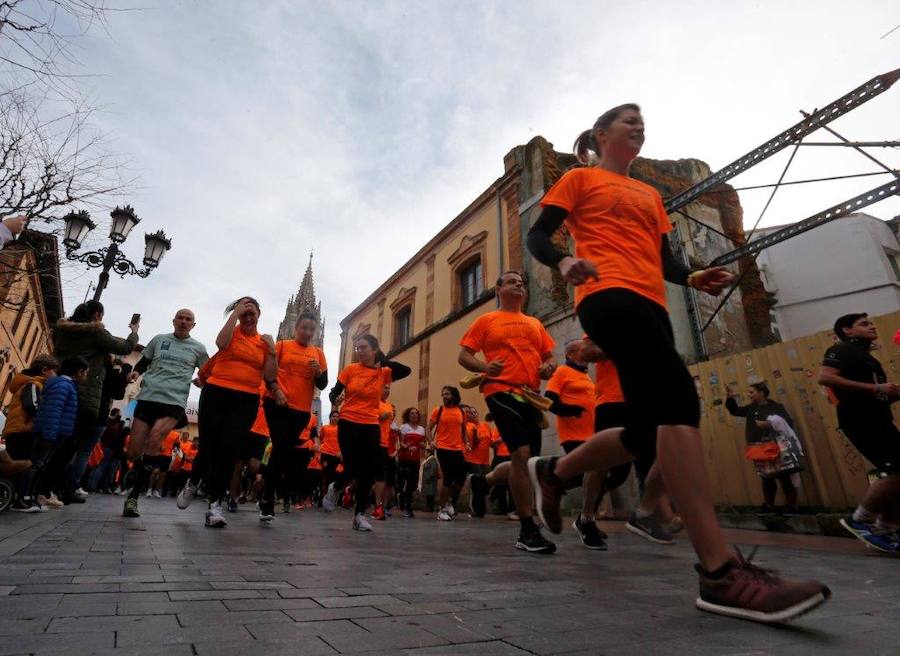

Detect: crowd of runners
4,103,900,627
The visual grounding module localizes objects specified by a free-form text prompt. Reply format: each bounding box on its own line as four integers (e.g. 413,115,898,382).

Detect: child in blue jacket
24,356,89,510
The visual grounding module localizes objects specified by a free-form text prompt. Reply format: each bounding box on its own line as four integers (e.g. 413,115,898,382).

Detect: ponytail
573,103,641,164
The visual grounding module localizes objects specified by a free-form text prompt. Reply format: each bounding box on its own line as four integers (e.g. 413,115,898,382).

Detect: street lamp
62,205,172,301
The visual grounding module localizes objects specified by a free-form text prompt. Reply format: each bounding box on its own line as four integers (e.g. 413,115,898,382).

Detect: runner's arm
133,356,151,375
328,381,344,405
661,235,691,285
315,370,328,390
526,205,570,267
458,347,489,374
543,391,585,417
818,365,881,395
724,396,748,417
380,358,411,382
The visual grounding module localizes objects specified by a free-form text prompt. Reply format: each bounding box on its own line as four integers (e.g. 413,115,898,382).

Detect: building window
885,248,900,281
459,259,483,308
394,305,412,348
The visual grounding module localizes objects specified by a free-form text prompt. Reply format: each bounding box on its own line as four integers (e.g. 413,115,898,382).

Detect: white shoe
442,503,456,518
205,502,227,528
151,489,161,499
145,490,153,498
37,494,64,509
322,483,337,513
507,511,520,521
74,487,88,499
353,513,373,532
259,506,274,523
437,510,452,521
177,481,199,509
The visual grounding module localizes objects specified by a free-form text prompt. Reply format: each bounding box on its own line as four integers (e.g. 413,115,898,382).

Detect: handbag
744,441,780,462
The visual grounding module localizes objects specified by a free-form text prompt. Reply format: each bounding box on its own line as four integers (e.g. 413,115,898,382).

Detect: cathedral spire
277,250,324,345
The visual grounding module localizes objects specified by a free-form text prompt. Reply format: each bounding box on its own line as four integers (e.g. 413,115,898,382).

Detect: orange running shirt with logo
206,329,268,394
272,340,327,412
546,364,596,443
490,424,509,457
429,405,464,451
250,402,270,438
336,364,393,425
465,422,492,465
379,402,395,449
179,441,197,472
459,310,555,397
540,167,672,310
319,423,340,457
594,359,625,406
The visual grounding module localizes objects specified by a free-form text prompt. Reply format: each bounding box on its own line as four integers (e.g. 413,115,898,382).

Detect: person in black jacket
725,382,803,513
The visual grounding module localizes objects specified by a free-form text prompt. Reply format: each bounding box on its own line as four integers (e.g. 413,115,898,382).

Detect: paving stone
118,600,226,615
284,606,389,622
314,594,408,608
47,614,179,634
176,609,292,626
0,630,113,655
222,597,320,612
192,638,337,656
167,589,262,601
0,617,52,635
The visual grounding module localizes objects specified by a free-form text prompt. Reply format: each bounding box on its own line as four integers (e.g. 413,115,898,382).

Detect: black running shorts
838,406,900,474
485,392,542,455
436,448,467,488
134,400,188,429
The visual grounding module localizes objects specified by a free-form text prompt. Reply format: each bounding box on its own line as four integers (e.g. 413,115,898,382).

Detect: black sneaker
527,456,565,534
626,512,674,545
468,474,489,518
515,528,557,554
12,498,42,513
573,516,608,550
122,498,140,518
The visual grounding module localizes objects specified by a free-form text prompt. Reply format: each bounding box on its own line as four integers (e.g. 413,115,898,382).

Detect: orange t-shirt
429,405,465,451
379,402,395,449
459,310,555,397
179,442,197,471
540,167,672,310
206,329,268,394
594,359,625,406
336,363,393,425
319,423,340,457
546,364,596,443
250,402,270,438
465,422,492,465
297,414,317,449
490,424,509,457
159,430,180,457
272,340,327,412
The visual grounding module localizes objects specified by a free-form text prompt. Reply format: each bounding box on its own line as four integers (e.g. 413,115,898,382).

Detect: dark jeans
17,438,56,501
64,409,102,495
397,459,420,511
87,448,119,491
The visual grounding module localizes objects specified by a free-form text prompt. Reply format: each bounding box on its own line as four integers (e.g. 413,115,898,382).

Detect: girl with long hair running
526,103,829,622
262,311,327,521
328,334,410,531
397,407,426,517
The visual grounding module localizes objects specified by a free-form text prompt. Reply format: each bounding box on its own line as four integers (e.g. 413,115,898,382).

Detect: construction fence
689,311,899,510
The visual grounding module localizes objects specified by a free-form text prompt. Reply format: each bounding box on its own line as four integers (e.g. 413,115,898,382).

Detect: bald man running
123,309,209,517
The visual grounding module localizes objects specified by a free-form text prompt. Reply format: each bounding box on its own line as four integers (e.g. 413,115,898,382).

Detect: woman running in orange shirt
182,297,276,528
526,103,828,622
328,334,410,531
262,311,327,522
319,410,342,511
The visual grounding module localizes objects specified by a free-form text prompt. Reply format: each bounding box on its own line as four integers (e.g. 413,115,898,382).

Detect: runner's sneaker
152,489,162,499
515,527,557,554
573,516,608,550
122,498,140,518
372,504,386,520
205,502,227,528
695,548,830,623
341,487,353,509
507,511,519,521
841,516,900,553
445,503,456,518
353,513,373,532
627,512,675,545
527,456,565,534
144,489,153,498
12,498,43,513
37,494,63,508
259,502,275,522
404,509,415,518
437,509,452,521
322,483,338,512
74,487,89,499
177,481,199,509
227,498,238,513
468,474,489,518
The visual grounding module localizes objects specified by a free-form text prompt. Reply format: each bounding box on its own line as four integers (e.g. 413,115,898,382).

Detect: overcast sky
56,1,899,410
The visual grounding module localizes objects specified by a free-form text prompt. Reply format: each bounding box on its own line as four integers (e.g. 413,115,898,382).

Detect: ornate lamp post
62,206,172,302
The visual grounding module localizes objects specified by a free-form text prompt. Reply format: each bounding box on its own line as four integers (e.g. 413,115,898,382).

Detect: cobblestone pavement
0,494,896,655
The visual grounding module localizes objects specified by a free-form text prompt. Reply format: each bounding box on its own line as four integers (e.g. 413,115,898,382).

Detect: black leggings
398,459,420,511
290,448,313,501
577,288,700,463
322,454,342,491
262,399,311,506
337,419,381,515
197,384,259,504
